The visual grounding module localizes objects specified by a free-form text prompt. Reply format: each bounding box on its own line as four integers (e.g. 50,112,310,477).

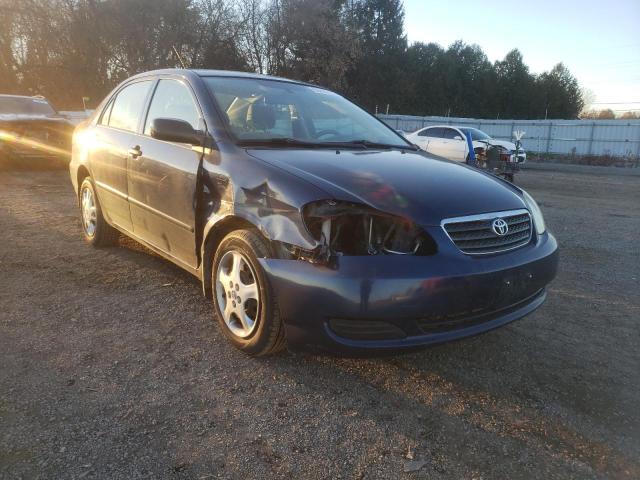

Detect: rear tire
79,177,119,247
212,229,286,356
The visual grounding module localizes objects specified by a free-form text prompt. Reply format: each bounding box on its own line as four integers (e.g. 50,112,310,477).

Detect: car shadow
111,235,201,288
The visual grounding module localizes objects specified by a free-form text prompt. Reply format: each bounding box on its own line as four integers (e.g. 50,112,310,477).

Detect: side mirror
150,118,204,145
454,135,463,141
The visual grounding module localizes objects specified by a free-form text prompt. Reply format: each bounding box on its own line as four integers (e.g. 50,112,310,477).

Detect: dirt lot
1,167,638,479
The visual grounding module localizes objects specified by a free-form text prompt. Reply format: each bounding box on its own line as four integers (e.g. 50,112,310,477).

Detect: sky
403,0,640,113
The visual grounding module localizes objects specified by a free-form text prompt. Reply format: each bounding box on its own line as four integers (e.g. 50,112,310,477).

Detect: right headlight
522,190,546,235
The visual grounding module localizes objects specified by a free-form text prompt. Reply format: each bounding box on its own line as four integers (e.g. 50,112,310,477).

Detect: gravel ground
1,167,638,479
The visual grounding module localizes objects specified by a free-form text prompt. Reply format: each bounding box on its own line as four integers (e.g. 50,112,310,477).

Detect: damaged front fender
198,150,332,295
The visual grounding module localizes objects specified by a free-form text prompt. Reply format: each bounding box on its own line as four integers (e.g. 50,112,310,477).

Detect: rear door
90,80,153,232
412,127,435,151
127,78,203,268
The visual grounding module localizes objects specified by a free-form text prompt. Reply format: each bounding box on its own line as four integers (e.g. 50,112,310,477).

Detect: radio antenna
172,45,186,69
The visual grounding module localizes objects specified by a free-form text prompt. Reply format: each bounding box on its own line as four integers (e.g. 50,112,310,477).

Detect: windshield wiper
338,139,415,150
238,137,418,151
238,138,332,148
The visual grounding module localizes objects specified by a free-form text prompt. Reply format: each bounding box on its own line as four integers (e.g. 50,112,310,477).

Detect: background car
0,94,74,164
406,125,527,163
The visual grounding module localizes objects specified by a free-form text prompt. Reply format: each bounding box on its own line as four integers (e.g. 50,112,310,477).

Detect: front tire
212,229,285,356
79,178,119,247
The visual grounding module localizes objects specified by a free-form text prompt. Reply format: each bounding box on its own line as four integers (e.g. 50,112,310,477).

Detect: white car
406,125,526,164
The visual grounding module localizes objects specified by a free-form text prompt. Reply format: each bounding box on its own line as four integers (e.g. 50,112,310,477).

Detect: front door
441,128,468,162
423,128,445,157
127,78,203,268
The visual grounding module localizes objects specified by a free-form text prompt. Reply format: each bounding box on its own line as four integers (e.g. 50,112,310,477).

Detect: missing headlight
302,201,436,257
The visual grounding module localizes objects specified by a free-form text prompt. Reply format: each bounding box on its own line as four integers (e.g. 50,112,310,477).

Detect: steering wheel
314,129,341,140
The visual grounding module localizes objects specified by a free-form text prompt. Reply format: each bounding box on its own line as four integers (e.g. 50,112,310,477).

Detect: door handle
128,145,142,159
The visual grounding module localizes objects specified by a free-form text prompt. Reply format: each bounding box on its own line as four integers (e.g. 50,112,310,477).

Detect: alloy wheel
81,187,97,237
215,250,260,338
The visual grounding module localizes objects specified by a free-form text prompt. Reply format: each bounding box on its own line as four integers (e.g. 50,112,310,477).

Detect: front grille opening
417,289,543,334
328,319,407,341
443,210,532,255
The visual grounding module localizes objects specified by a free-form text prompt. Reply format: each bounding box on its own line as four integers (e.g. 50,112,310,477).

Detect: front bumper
260,230,558,354
514,152,527,163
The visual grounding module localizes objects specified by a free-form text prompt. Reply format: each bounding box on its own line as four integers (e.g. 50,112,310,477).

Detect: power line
590,60,640,67
587,42,640,51
590,101,640,105
587,108,640,112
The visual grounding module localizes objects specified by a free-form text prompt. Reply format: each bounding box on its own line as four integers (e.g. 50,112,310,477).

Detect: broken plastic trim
299,200,437,260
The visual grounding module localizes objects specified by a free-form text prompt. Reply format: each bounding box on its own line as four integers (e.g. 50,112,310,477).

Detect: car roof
128,68,317,88
0,94,49,101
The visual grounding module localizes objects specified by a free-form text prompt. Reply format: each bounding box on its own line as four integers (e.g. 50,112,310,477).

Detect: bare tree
237,0,269,73
0,0,587,118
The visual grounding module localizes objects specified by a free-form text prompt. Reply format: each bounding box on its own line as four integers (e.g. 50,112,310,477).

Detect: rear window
0,97,56,115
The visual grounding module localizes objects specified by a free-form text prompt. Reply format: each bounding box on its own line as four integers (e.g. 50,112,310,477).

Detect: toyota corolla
69,69,558,356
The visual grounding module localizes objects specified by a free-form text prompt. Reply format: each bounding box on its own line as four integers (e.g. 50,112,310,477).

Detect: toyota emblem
491,218,509,236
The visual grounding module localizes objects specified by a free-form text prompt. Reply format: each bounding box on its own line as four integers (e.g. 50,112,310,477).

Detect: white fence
379,115,640,158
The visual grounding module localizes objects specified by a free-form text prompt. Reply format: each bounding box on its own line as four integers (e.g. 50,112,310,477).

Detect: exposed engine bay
279,201,437,263
473,142,520,183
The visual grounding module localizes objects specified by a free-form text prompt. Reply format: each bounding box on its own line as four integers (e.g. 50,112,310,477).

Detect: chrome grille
442,209,532,254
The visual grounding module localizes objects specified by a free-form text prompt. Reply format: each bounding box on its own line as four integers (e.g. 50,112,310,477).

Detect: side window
423,127,443,138
144,80,200,135
108,81,152,132
98,99,113,126
418,128,432,137
442,128,460,140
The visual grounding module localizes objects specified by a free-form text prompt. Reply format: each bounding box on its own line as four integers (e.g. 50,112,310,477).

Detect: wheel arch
201,215,265,299
76,165,91,199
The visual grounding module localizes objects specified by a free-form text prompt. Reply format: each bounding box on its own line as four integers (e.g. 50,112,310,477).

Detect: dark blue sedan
70,69,558,355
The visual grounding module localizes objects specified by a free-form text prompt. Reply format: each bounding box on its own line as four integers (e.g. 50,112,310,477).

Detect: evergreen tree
345,0,407,111
494,49,536,119
537,63,584,119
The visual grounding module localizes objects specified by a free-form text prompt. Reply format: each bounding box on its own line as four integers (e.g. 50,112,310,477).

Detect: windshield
203,77,410,147
459,127,491,141
0,97,56,115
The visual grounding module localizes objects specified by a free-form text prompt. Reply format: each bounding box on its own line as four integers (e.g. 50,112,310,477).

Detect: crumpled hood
247,148,526,226
474,139,518,151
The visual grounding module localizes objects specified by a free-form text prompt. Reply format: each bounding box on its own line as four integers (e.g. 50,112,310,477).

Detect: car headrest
247,103,275,130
